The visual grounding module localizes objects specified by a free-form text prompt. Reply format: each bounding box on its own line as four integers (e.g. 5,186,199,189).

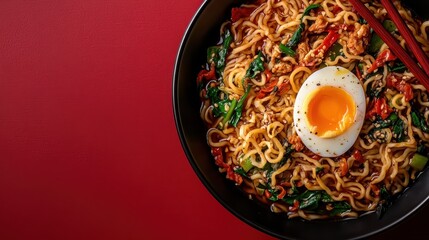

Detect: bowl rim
172,0,429,239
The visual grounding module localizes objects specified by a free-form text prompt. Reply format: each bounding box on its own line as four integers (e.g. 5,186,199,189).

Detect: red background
0,0,427,239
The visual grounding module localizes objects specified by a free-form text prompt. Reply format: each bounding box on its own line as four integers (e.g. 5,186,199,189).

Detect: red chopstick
380,0,429,75
349,0,429,91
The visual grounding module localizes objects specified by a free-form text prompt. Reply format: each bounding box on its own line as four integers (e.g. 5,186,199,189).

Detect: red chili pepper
212,147,242,184
196,64,216,84
367,49,397,73
278,82,291,95
313,30,340,56
264,189,271,199
212,147,227,169
231,7,256,22
366,97,392,120
352,149,365,163
277,186,286,199
338,158,348,177
226,167,243,185
288,200,300,212
386,74,414,101
257,70,276,98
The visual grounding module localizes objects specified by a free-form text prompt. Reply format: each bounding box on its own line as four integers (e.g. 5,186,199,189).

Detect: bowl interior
173,1,429,239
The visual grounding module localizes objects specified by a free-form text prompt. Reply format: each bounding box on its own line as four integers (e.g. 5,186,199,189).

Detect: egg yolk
304,86,356,138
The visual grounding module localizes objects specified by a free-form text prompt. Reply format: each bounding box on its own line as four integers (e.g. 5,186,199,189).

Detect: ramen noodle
197,0,429,219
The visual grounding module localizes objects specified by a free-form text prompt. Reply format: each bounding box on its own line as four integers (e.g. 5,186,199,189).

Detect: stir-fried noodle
197,0,429,219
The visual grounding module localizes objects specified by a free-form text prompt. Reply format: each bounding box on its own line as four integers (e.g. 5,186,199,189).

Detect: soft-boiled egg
293,66,366,157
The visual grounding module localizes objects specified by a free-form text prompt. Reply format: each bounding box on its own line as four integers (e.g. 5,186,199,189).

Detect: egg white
293,66,366,157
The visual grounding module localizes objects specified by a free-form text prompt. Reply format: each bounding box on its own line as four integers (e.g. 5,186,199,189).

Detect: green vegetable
316,166,324,174
366,80,384,99
287,23,305,48
417,144,427,154
368,20,397,54
206,86,222,103
240,157,253,173
410,153,429,171
388,61,407,73
244,51,265,80
299,190,321,210
278,145,295,166
207,86,232,118
320,191,334,203
327,42,343,61
207,29,232,77
282,190,350,216
221,99,237,126
392,117,405,142
329,202,351,216
226,51,265,128
279,43,295,56
285,4,320,49
302,4,321,18
411,110,429,133
230,85,251,127
370,113,405,142
377,185,392,218
233,167,248,178
368,128,390,143
383,20,397,32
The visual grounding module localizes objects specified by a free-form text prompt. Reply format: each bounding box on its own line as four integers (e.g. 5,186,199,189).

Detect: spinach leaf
411,110,429,133
245,51,265,79
372,113,405,142
221,99,238,125
328,42,343,61
377,185,392,219
392,117,405,142
320,191,334,203
207,86,232,118
302,4,321,16
279,43,295,56
206,86,222,104
329,201,351,216
228,51,265,128
286,23,305,48
230,85,251,127
366,81,384,99
285,4,320,49
278,145,295,166
207,29,232,77
299,190,321,210
388,61,406,73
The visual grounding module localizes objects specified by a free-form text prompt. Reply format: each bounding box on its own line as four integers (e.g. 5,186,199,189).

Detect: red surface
0,0,427,239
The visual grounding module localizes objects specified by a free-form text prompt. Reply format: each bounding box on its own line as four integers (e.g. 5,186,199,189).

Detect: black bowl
173,1,429,239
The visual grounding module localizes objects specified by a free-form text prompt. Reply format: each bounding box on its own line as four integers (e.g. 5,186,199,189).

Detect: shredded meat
347,23,370,55
302,49,324,66
296,40,323,66
272,62,293,74
297,41,310,64
308,15,328,34
288,134,304,152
